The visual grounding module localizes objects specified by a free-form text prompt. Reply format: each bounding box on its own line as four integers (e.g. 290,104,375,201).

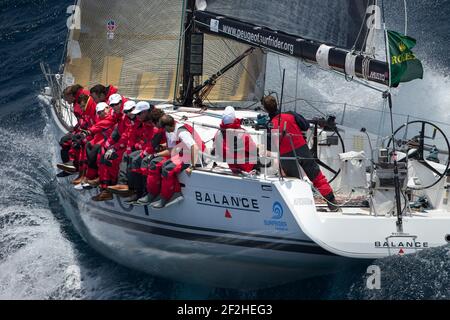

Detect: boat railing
285,98,450,138
188,118,367,181
40,62,76,131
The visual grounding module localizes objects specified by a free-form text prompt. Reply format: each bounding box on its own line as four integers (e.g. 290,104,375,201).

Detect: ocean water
0,0,449,300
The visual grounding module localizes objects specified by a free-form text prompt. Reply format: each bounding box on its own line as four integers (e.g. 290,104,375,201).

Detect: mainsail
62,0,386,104
64,0,185,101
63,0,266,103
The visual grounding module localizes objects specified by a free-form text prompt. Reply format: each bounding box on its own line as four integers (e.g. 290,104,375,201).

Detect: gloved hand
147,153,157,162
105,148,116,160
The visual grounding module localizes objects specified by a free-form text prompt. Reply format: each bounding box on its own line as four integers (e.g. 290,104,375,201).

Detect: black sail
203,0,374,52
194,0,390,86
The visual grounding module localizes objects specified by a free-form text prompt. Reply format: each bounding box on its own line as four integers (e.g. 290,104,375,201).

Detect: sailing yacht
40,0,450,289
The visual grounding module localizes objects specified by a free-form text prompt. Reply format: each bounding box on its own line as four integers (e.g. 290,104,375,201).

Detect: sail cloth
202,35,266,102
198,0,375,52
63,0,185,101
194,2,390,86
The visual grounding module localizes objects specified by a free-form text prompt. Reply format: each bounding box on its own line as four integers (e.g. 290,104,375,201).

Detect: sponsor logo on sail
107,20,117,32
107,20,117,40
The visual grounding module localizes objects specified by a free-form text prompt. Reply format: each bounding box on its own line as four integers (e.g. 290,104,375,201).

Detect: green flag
387,30,424,87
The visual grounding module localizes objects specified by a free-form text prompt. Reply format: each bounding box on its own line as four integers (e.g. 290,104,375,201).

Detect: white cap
222,106,236,125
132,101,152,114
96,102,109,113
123,100,136,112
108,93,122,105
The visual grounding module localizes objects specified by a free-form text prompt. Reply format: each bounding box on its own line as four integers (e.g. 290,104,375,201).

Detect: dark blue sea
0,0,449,299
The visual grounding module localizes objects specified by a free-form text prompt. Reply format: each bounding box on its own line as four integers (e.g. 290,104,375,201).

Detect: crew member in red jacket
107,103,166,203
69,93,98,186
262,96,338,211
81,102,116,190
213,106,257,174
57,84,90,176
141,115,205,209
93,97,136,201
90,84,118,104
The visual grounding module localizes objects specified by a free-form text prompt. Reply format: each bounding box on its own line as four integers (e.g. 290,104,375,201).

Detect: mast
382,0,403,232
181,0,196,106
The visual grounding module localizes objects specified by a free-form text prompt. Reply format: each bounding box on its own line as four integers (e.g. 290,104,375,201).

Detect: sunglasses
97,107,109,115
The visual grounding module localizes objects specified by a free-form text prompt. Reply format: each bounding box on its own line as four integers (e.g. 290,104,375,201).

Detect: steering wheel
308,119,346,183
387,120,450,190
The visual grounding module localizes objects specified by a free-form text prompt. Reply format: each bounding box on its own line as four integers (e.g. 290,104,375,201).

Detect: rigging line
219,38,264,94
240,100,261,110
158,20,193,78
279,96,450,128
277,55,284,85
404,0,408,35
295,59,300,110
303,100,327,117
143,19,193,101
359,0,377,56
351,0,371,53
376,97,388,146
174,2,191,101
205,96,221,110
323,66,385,92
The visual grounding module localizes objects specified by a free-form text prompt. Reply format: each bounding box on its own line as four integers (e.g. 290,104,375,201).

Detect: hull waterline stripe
86,200,316,245
196,202,261,213
90,211,334,256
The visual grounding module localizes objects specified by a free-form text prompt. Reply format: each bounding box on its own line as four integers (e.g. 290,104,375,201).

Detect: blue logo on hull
272,202,284,220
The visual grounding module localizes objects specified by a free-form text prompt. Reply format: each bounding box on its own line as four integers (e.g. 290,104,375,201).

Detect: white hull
45,97,355,289
44,93,450,289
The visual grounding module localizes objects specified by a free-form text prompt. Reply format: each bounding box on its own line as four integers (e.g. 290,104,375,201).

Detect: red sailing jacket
214,119,256,173
105,114,135,151
270,113,307,155
132,121,167,155
72,89,90,126
105,85,118,101
87,113,116,146
78,96,97,130
124,118,142,154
